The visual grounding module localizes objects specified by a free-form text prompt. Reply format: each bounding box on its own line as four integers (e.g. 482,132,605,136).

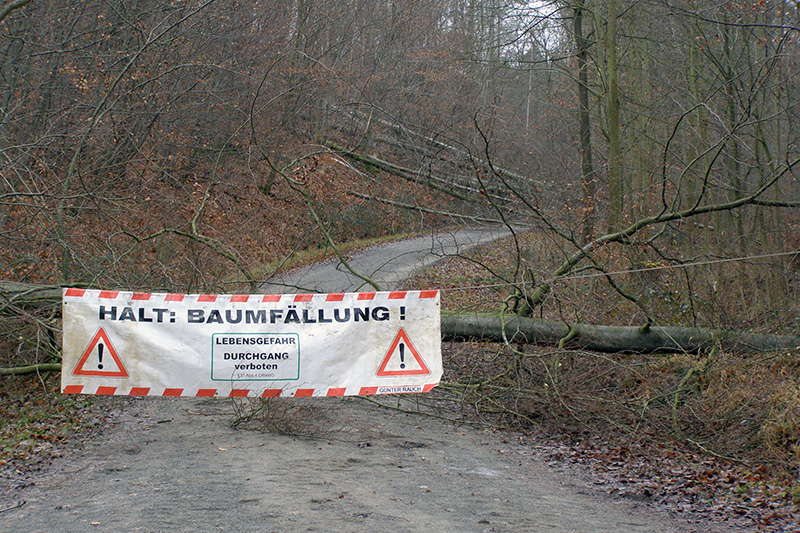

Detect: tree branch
517,155,800,315
0,363,62,376
0,0,31,24
442,313,800,354
348,192,502,225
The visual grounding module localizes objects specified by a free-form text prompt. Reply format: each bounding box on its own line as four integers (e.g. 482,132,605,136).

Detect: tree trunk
605,0,623,231
7,282,799,355
442,312,800,354
574,0,596,244
0,281,64,311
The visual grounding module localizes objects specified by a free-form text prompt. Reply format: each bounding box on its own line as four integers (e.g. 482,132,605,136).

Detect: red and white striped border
63,289,439,303
62,288,439,397
62,383,439,397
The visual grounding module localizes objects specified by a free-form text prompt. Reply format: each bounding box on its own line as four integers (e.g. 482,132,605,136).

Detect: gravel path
260,227,513,294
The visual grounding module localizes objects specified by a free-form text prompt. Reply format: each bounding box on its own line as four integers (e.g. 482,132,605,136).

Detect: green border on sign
210,333,300,381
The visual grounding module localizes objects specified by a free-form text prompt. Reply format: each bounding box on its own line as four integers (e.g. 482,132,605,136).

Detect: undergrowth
0,152,452,466
0,372,90,463
404,233,800,507
229,397,338,438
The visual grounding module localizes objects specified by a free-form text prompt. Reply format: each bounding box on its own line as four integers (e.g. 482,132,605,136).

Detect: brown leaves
537,437,798,530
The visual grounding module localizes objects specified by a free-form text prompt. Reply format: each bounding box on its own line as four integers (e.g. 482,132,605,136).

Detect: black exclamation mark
399,343,405,369
97,343,104,370
400,306,406,320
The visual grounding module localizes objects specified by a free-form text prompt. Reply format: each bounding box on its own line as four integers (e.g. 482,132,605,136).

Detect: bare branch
0,0,31,24
0,362,61,376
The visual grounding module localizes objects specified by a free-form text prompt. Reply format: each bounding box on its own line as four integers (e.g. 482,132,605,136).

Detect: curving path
261,226,512,294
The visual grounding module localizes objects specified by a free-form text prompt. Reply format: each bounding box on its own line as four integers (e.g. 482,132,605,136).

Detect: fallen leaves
535,437,798,531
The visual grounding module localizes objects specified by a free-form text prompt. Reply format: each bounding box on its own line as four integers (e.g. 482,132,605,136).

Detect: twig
0,363,62,376
349,191,502,225
687,438,747,465
357,396,479,426
0,500,26,514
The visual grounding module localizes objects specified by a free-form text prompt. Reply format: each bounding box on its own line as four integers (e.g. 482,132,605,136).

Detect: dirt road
3,395,705,532
1,228,712,532
260,227,513,294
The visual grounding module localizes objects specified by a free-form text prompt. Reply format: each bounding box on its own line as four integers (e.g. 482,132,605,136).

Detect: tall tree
572,0,597,243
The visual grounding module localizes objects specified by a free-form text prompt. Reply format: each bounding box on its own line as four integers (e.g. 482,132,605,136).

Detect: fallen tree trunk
335,105,535,188
441,312,800,354
349,192,502,225
326,142,512,204
4,282,798,355
0,281,63,312
0,362,62,375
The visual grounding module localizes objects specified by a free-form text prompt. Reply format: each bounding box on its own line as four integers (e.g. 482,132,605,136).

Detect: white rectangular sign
61,289,441,398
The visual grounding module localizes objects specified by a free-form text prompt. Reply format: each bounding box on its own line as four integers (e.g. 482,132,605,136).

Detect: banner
61,289,441,397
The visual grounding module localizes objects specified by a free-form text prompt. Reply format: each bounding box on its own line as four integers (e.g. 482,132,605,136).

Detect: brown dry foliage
0,150,460,467
403,232,800,528
437,340,800,529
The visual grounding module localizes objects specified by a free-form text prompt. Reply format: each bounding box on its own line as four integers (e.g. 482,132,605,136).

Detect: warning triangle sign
377,328,430,376
73,328,128,377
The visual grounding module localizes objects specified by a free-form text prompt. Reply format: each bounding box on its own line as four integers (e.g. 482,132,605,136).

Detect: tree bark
0,363,62,376
442,312,800,354
574,0,597,244
0,281,64,311
0,0,31,24
326,142,510,203
604,0,623,231
7,282,799,355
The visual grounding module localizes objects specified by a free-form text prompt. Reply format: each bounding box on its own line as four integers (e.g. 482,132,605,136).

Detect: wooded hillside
0,0,797,326
2,0,799,363
3,1,800,513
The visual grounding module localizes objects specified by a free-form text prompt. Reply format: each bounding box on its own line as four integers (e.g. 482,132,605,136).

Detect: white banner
61,289,441,397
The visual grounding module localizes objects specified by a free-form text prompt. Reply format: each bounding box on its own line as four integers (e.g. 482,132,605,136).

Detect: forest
2,0,800,523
